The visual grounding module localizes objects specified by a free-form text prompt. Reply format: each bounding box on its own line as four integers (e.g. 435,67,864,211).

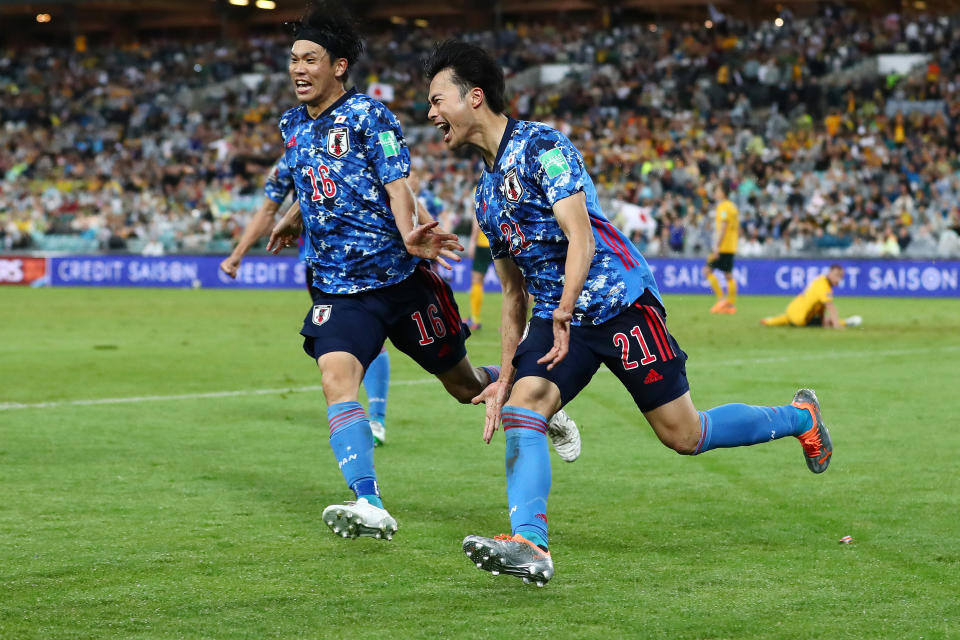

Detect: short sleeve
527,129,586,207
817,278,834,303
475,185,509,260
717,203,729,221
363,103,411,186
264,157,293,204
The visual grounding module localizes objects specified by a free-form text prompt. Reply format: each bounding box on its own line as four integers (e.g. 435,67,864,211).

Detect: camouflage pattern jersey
279,88,415,294
475,118,661,326
263,156,293,205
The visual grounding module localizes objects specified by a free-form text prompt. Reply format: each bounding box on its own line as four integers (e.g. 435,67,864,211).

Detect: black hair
423,39,506,114
288,1,364,82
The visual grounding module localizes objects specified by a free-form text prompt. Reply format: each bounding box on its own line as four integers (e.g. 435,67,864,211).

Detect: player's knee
661,431,698,455
652,419,701,455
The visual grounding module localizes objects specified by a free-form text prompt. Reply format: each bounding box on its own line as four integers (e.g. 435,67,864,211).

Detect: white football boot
369,420,386,447
321,498,398,540
546,409,581,462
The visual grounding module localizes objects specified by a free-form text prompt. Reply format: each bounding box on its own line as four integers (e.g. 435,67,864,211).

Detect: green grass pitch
2,287,959,639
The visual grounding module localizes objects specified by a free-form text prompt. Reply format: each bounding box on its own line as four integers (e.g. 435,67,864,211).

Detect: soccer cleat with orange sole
462,533,554,586
710,299,731,313
792,388,833,473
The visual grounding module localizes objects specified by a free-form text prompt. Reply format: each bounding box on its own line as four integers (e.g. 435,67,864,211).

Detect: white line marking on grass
0,378,438,411
2,345,956,412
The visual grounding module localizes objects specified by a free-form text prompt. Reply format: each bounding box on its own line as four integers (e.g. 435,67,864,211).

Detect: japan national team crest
327,127,349,158
312,304,332,326
503,168,523,203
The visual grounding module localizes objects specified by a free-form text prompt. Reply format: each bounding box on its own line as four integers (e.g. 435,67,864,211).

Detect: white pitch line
0,378,438,412
0,344,955,412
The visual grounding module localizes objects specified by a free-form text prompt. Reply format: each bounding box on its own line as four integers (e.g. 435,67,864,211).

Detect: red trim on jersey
591,218,637,270
599,219,639,268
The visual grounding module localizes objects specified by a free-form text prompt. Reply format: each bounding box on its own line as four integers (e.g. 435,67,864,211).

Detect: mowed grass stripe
2,288,959,639
3,343,958,412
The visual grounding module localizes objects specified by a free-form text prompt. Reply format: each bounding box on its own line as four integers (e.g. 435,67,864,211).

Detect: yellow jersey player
703,184,739,314
467,216,492,330
761,264,861,328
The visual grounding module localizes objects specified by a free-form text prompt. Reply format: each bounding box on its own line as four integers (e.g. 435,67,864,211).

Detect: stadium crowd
3,4,960,258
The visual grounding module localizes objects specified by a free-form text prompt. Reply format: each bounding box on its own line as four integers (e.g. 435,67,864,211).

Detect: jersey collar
486,116,517,172
306,87,357,121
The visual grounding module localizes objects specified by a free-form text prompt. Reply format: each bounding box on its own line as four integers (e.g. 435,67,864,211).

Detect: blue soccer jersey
279,88,415,294
264,156,294,204
475,118,660,326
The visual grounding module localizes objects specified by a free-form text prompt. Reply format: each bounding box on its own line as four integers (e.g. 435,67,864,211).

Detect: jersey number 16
306,165,337,200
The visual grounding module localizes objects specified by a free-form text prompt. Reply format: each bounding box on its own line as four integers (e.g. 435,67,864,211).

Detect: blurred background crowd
3,1,960,258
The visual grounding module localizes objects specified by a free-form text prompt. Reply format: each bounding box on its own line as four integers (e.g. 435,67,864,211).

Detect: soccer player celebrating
219,159,392,446
425,40,833,586
761,264,861,328
266,4,579,543
703,182,740,314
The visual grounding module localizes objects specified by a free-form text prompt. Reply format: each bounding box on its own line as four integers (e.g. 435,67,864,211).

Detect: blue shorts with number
513,289,689,412
301,262,469,374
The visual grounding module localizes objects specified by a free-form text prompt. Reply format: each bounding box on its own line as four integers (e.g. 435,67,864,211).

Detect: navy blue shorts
301,263,469,375
513,290,689,412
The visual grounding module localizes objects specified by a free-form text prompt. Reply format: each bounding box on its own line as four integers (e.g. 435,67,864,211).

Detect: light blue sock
502,406,551,549
327,401,383,508
694,404,813,454
363,349,390,425
480,365,501,385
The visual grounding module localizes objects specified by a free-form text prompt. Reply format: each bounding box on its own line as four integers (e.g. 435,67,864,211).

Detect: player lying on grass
220,162,392,446
264,2,580,544
425,39,833,587
761,264,862,328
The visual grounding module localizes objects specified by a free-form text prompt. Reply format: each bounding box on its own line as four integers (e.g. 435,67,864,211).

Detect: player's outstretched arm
220,198,282,278
266,201,303,254
822,301,845,329
385,178,463,269
537,192,594,370
473,257,528,443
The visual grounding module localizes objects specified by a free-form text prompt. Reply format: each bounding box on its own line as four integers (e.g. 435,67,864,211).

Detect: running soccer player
265,5,580,543
703,183,739,314
761,264,861,328
219,159,392,446
425,40,833,586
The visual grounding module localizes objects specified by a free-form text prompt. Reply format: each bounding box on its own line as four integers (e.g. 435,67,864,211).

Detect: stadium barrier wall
0,256,48,286
6,254,960,298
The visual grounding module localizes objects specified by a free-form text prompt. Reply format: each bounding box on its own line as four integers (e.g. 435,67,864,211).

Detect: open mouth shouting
294,79,313,96
435,120,452,144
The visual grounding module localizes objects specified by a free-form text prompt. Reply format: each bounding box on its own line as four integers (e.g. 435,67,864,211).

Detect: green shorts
707,253,735,273
472,245,493,275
